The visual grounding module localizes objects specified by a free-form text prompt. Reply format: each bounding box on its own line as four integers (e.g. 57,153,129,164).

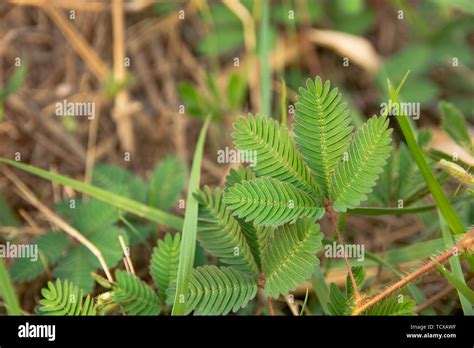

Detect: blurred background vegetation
0,0,473,315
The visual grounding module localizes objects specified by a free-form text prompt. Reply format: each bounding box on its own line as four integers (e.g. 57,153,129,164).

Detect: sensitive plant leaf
346,266,366,300
360,296,416,316
331,115,393,212
68,199,120,235
38,279,97,316
0,194,19,227
262,219,323,298
150,233,181,302
53,248,98,293
439,101,472,153
328,283,351,315
227,73,247,111
167,266,257,316
223,177,324,226
10,232,70,282
111,270,161,316
149,155,187,211
92,164,147,203
294,77,353,196
232,114,321,197
224,166,256,189
194,186,259,275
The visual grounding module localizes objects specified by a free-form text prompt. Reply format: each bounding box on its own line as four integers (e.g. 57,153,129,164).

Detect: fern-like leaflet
294,77,353,197
262,219,323,298
223,177,324,226
150,233,181,302
194,186,259,275
111,270,161,315
232,114,321,197
38,279,97,316
167,266,257,315
331,115,393,212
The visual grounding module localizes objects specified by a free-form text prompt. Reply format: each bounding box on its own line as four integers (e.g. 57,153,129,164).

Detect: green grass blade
311,266,330,315
433,259,474,304
259,0,271,117
0,158,184,230
438,211,473,315
0,259,22,315
280,77,287,127
389,72,466,235
171,117,211,315
348,204,438,216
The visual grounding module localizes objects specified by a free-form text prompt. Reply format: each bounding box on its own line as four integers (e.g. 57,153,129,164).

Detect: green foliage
0,63,28,101
194,186,259,275
262,219,323,298
223,177,324,226
439,101,472,153
360,296,416,316
111,270,161,316
150,233,181,302
167,266,257,315
10,232,70,282
224,166,256,189
92,164,147,202
294,76,353,197
328,267,416,316
233,114,320,196
52,248,98,293
0,194,19,227
331,115,393,212
149,155,187,211
38,279,97,316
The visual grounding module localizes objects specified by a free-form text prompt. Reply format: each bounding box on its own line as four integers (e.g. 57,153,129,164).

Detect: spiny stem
325,203,362,306
353,228,474,315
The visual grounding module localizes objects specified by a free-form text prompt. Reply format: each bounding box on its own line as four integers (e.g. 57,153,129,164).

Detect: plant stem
353,228,474,315
325,203,362,307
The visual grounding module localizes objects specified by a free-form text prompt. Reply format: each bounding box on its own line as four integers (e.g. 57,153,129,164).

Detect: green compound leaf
112,270,161,316
38,279,97,316
194,186,259,275
223,177,324,227
361,296,416,316
331,115,393,212
10,232,70,283
232,114,321,197
439,101,473,154
149,155,187,211
167,265,258,316
262,218,323,298
224,166,256,189
294,77,353,197
150,233,181,302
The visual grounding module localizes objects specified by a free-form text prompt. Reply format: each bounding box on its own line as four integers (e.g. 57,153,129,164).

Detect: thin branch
326,203,362,306
353,228,474,315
